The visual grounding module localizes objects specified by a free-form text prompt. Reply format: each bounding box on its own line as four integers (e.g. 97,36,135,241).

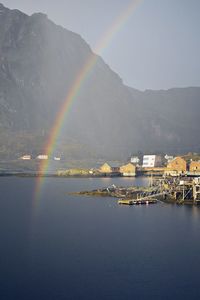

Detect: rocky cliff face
0,3,94,130
0,3,200,160
128,86,200,154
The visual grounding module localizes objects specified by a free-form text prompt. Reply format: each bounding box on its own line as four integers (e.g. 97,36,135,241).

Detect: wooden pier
71,177,200,206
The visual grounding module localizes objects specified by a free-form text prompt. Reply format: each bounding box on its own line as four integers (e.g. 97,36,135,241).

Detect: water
1,176,200,299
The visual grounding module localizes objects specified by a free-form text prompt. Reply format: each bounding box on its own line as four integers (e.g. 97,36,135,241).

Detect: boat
118,199,157,205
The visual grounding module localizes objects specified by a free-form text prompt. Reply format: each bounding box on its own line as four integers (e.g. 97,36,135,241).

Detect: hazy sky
2,0,200,90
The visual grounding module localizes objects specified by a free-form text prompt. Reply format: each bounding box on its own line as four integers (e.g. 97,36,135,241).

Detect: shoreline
0,171,162,178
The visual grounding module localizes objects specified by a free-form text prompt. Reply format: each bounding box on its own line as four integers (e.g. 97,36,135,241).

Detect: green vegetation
58,168,90,176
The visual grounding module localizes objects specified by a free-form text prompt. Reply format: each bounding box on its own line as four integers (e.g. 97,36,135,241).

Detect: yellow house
120,163,136,177
165,156,187,176
189,161,200,172
99,163,120,174
99,163,112,173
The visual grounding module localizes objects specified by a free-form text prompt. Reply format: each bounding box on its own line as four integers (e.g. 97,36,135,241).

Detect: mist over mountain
0,3,199,161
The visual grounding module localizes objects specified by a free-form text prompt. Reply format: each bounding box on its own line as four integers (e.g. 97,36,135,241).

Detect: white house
54,157,61,161
37,155,48,160
164,154,174,163
20,155,31,160
130,156,140,164
142,155,162,168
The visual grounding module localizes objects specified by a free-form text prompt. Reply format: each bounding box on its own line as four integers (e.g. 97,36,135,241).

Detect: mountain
0,3,200,162
128,86,200,154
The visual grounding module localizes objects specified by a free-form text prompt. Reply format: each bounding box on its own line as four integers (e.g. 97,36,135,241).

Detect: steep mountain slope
128,87,200,154
0,3,200,161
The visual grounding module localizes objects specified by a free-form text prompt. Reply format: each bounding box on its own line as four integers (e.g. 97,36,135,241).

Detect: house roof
109,163,122,168
101,162,122,168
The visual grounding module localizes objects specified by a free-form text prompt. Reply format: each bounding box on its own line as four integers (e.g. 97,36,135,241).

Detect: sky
2,0,200,90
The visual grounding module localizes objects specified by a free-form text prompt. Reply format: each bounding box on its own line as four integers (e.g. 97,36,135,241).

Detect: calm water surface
1,177,200,300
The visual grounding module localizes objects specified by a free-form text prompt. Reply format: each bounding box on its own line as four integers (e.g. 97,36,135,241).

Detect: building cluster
20,152,200,177
99,162,136,177
98,154,200,177
98,154,164,177
19,154,61,161
165,156,200,176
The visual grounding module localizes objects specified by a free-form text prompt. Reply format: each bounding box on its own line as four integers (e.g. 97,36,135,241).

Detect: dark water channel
0,177,200,300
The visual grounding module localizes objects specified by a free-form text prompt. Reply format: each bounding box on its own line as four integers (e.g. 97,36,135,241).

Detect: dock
71,177,200,206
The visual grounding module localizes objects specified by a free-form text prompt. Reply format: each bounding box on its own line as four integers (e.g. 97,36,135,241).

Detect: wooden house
189,161,200,172
165,157,187,176
99,163,120,176
120,163,136,177
99,163,113,173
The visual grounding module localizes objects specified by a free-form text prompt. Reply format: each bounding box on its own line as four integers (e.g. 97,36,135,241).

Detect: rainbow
34,0,142,208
